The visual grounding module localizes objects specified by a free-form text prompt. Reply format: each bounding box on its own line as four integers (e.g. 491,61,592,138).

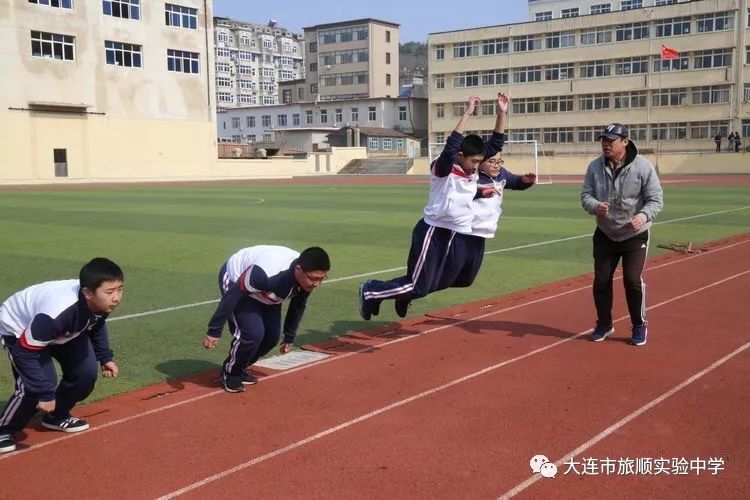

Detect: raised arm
484,92,510,159
433,95,481,177
453,95,481,135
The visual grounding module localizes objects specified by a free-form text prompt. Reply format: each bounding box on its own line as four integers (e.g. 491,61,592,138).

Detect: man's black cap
598,123,629,141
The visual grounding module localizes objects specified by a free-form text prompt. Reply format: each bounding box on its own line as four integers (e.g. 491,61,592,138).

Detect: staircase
338,158,414,175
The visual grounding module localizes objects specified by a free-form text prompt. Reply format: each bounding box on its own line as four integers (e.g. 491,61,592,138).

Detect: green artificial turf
0,180,747,402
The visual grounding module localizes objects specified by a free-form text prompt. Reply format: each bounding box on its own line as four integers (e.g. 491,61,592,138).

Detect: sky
213,0,530,43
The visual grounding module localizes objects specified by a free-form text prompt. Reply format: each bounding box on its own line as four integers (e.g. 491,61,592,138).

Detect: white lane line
499,336,750,498
110,206,750,323
1,239,746,461
158,269,749,499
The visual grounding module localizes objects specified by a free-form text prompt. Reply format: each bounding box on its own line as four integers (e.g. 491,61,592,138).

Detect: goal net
427,140,551,184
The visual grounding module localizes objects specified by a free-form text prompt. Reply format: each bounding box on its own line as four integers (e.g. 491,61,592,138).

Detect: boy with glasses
359,92,510,320
202,246,330,393
431,152,536,297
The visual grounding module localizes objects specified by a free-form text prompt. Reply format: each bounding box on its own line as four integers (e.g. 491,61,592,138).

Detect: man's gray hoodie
581,141,663,242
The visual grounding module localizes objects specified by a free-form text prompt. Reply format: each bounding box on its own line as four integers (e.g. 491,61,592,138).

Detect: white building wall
0,0,217,182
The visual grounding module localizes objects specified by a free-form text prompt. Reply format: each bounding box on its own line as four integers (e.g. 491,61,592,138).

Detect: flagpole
647,8,653,153
646,8,661,149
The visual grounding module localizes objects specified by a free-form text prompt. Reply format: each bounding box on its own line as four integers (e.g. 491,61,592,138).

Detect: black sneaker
223,373,245,393
242,372,258,385
41,415,90,433
395,299,412,319
358,281,373,321
0,434,15,453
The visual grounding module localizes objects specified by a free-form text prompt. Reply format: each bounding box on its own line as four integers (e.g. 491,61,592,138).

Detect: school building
216,92,428,154
302,19,401,103
0,0,218,182
427,0,750,154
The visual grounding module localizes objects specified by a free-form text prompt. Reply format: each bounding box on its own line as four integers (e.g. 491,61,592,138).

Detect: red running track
0,235,748,499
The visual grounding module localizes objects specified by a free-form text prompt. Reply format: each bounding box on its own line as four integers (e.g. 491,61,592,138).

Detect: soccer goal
427,140,552,185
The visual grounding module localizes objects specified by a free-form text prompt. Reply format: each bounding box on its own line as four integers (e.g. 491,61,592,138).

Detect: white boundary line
110,206,750,323
0,239,746,462
499,337,750,498
159,269,750,498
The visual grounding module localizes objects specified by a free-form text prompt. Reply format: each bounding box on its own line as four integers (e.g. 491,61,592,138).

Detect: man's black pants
592,228,649,329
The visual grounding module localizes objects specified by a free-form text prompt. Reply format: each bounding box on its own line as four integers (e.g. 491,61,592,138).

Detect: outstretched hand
496,92,510,114
465,95,481,116
522,172,537,184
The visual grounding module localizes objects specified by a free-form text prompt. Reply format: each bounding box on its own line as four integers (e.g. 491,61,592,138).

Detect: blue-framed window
29,0,73,9
167,49,199,74
165,3,198,29
103,0,140,20
105,40,142,67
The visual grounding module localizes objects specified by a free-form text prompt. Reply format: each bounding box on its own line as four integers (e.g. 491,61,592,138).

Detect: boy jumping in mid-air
358,92,510,320
436,152,536,293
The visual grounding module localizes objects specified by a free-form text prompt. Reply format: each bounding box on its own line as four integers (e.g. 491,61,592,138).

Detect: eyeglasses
304,271,328,284
484,158,504,165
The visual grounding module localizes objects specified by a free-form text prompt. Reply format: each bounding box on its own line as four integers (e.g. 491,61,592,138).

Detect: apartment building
213,17,305,108
1,0,216,181
428,0,750,153
303,19,401,102
217,94,427,152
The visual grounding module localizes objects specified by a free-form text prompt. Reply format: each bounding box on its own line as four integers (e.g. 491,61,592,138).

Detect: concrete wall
408,151,750,175
0,141,367,185
0,112,217,182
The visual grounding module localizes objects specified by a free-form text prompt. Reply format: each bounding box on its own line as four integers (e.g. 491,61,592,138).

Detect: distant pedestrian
713,132,721,153
733,132,741,152
727,132,735,152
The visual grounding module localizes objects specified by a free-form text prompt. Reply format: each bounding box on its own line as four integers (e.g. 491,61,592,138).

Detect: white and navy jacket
423,131,506,234
470,168,534,238
207,246,310,343
0,280,113,400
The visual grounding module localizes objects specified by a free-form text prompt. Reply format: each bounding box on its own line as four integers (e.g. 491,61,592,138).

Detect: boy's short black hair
298,247,330,272
80,258,124,291
459,134,485,157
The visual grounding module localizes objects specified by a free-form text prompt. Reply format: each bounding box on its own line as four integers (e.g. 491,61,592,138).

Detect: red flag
661,44,679,60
